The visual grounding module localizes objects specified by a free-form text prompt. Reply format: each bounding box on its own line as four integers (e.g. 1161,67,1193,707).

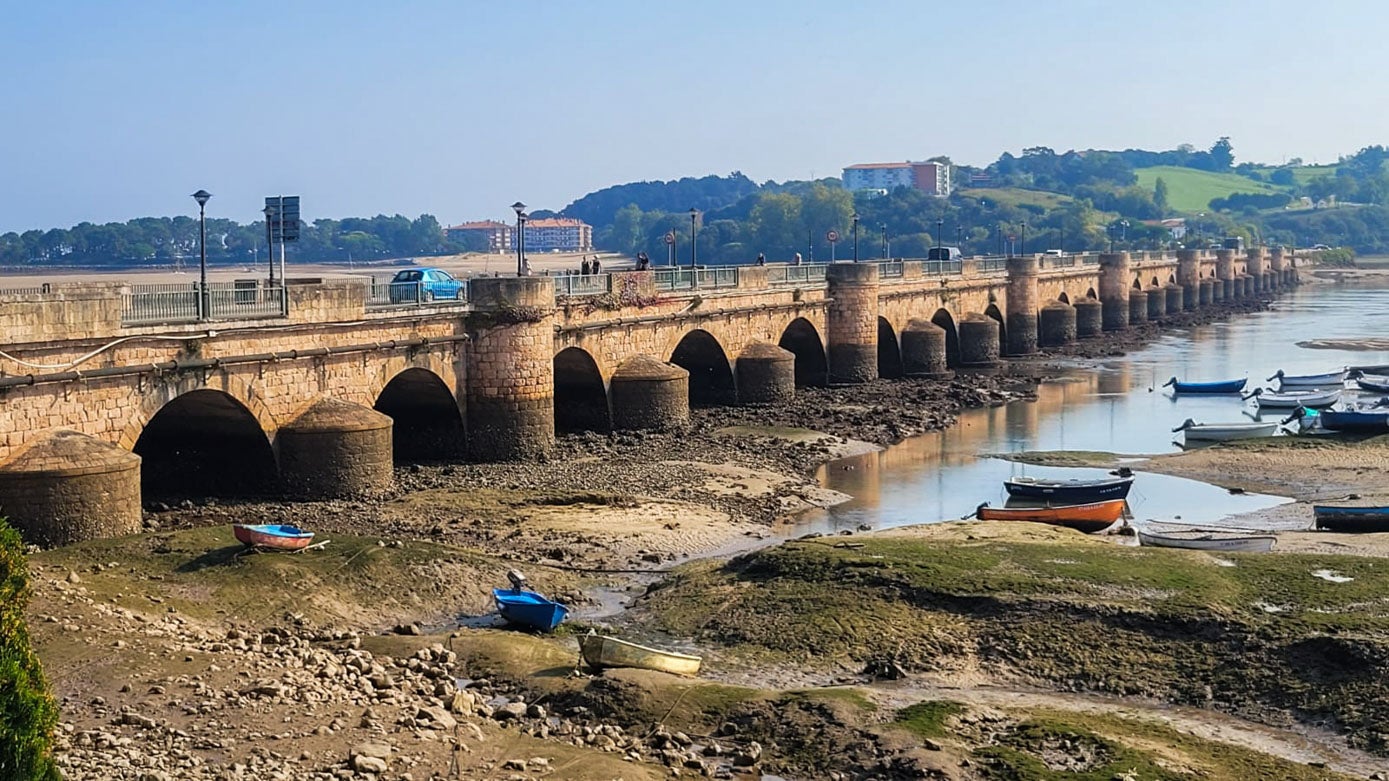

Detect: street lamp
1020,221,1027,255
1120,219,1130,248
192,190,211,318
880,224,887,259
936,218,944,252
955,225,963,248
262,204,276,285
688,207,699,272
851,212,859,262
511,201,528,276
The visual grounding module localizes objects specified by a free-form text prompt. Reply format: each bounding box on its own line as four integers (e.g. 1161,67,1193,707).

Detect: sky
2,0,1387,233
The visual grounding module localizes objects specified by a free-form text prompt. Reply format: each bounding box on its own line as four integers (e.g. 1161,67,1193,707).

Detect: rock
393,623,422,636
501,759,526,771
450,690,477,714
495,702,528,721
923,738,942,751
66,571,82,584
350,742,393,760
118,712,158,729
351,755,388,774
525,703,546,719
733,741,762,766
416,705,456,730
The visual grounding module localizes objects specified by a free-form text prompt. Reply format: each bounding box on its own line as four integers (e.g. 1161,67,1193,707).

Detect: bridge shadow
175,544,250,573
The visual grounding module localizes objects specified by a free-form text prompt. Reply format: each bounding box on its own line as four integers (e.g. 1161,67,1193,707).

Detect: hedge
0,519,60,781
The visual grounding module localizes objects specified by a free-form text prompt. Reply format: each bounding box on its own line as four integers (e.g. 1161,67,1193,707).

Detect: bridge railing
365,278,469,309
766,264,829,285
977,257,1009,273
921,259,962,276
653,267,741,291
0,284,51,296
878,260,904,278
121,282,287,325
553,273,611,297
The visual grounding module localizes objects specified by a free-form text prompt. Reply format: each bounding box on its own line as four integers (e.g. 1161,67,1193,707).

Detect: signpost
826,229,840,263
664,231,676,267
265,196,300,283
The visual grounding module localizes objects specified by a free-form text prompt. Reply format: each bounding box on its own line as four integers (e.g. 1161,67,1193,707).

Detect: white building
841,161,952,196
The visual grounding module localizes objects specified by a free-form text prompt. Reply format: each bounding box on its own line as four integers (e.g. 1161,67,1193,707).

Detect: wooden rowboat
233,524,315,551
1313,505,1389,533
1243,388,1341,409
1137,530,1276,552
1319,408,1389,433
1355,374,1389,393
1162,377,1247,394
1172,419,1279,442
974,499,1126,533
1268,368,1348,389
579,632,702,677
1003,474,1133,503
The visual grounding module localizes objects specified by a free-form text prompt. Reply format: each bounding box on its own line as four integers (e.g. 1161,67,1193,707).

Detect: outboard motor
506,569,529,592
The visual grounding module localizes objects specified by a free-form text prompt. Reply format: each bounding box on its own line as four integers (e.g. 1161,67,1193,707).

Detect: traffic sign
663,232,676,245
826,229,840,243
266,196,301,243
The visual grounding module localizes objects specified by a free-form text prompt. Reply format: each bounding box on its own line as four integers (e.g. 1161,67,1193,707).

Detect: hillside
957,186,1073,211
1135,165,1289,212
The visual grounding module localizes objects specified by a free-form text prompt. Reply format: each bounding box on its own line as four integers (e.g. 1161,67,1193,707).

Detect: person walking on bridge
591,257,602,274
581,258,592,275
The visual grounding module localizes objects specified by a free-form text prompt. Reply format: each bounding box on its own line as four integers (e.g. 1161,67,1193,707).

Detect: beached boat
1172,419,1279,442
974,499,1126,533
1313,505,1389,533
493,588,570,631
579,632,702,677
1137,530,1276,552
1004,474,1134,503
1268,368,1348,389
232,524,315,551
1318,408,1389,433
1354,374,1389,393
1244,388,1341,409
1161,377,1247,394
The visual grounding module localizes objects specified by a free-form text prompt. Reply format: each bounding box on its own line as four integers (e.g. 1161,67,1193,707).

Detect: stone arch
119,370,276,452
553,347,610,433
374,367,465,460
1169,273,1177,285
931,308,961,368
364,351,458,407
1085,287,1097,299
1150,276,1160,288
669,329,736,406
133,388,278,501
1132,278,1143,290
877,317,903,379
984,303,1007,350
1057,291,1070,304
777,317,827,387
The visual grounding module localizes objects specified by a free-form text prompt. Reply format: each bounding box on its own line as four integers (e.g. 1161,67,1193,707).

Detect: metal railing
0,284,50,296
121,282,286,325
366,278,469,308
653,267,740,291
1081,254,1102,265
977,257,1009,273
767,264,829,285
1045,255,1077,267
922,259,963,275
698,266,739,288
553,273,611,297
878,260,904,278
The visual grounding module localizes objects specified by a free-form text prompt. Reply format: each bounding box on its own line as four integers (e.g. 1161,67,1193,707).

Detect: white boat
1138,530,1276,552
1244,388,1341,409
579,632,703,677
1172,419,1279,442
1267,368,1348,389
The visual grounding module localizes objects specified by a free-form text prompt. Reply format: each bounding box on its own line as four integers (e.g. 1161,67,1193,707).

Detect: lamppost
936,217,944,253
1120,219,1129,249
511,202,527,276
851,213,859,262
880,224,888,259
1020,221,1027,255
262,204,276,285
955,225,963,248
192,190,211,318
689,208,699,280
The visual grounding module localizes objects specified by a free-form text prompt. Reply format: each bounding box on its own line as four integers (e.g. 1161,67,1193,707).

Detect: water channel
806,283,1389,533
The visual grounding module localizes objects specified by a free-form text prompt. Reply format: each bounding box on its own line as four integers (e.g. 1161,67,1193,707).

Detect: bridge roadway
0,248,1304,545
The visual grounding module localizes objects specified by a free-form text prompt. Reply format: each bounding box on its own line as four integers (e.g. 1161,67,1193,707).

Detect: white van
927,246,964,261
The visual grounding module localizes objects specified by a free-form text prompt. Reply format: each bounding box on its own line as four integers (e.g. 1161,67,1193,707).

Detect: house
523,217,593,252
842,161,952,196
444,220,513,253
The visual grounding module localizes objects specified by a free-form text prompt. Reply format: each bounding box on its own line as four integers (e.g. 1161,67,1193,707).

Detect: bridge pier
901,319,954,379
0,431,142,547
1269,247,1286,289
1005,256,1039,356
826,263,880,384
1177,250,1200,310
277,399,394,499
1039,301,1077,347
1247,248,1267,294
958,313,1003,373
466,277,555,461
1164,283,1183,314
1146,287,1166,320
1098,253,1130,331
1074,298,1103,338
610,356,689,431
1216,249,1236,301
736,342,796,404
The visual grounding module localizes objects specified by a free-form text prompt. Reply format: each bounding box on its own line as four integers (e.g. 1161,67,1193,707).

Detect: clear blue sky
2,0,1384,232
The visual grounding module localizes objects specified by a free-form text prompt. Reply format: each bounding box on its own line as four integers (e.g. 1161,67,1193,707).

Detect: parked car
927,246,964,261
388,267,464,303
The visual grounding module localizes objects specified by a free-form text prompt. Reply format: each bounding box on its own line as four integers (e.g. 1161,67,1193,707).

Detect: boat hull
975,499,1126,533
1170,379,1247,394
1254,390,1340,409
1319,410,1389,433
579,634,702,677
1180,423,1279,442
1355,376,1389,394
1313,505,1389,533
233,524,314,551
1273,370,1347,389
1004,477,1133,503
1138,531,1275,552
493,589,570,631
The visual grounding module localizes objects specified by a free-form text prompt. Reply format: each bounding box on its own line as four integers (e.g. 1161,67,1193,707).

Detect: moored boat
1003,474,1134,503
493,588,570,631
1244,388,1341,409
1268,368,1348,389
974,499,1126,533
1313,505,1389,533
1354,374,1389,394
1137,530,1276,552
233,524,315,551
1318,408,1389,433
579,632,703,677
1161,377,1247,394
1172,419,1279,442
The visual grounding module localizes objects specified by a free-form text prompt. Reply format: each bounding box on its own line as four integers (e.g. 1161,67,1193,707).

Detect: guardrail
878,260,904,278
653,267,741,291
553,273,611,297
767,264,828,285
1045,255,1077,267
922,259,963,275
977,257,1009,273
366,278,469,309
121,282,287,325
0,285,50,296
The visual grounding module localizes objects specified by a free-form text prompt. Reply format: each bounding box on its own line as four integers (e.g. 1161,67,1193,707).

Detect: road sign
663,232,676,245
826,230,840,243
265,196,301,243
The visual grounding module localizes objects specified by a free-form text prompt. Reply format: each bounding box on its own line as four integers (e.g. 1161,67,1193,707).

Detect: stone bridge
0,247,1304,545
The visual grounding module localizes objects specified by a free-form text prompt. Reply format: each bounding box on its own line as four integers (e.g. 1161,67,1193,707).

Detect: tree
747,192,803,258
1209,137,1235,170
0,520,61,781
1154,177,1170,213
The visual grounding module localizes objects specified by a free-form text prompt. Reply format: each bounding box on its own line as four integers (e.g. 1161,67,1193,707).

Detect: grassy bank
635,523,1389,754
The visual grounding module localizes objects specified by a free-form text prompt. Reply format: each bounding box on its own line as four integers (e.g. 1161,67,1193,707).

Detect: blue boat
1319,409,1389,433
1004,474,1134,503
493,588,570,632
1162,377,1247,394
1313,505,1389,533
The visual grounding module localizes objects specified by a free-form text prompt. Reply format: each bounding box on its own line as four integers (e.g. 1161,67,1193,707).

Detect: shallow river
807,283,1389,532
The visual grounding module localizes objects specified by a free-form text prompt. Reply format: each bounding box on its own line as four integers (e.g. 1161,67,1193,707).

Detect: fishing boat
1313,505,1389,533
974,499,1126,533
1354,374,1389,393
1318,408,1389,433
1137,530,1276,552
1172,419,1279,442
493,589,570,631
1161,377,1247,394
579,632,703,677
232,524,315,551
1267,368,1348,389
1243,388,1341,409
1003,474,1134,503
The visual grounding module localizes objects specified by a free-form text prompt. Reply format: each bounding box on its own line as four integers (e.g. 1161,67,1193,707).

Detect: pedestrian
756,252,765,266
581,258,592,275
592,257,602,274
637,251,650,270
521,257,533,276
793,252,803,266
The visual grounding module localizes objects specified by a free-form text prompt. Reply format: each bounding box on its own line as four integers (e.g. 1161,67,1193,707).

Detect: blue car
388,267,464,303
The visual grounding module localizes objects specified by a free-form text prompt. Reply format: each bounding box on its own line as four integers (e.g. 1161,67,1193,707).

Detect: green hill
1135,166,1290,213
958,187,1073,210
